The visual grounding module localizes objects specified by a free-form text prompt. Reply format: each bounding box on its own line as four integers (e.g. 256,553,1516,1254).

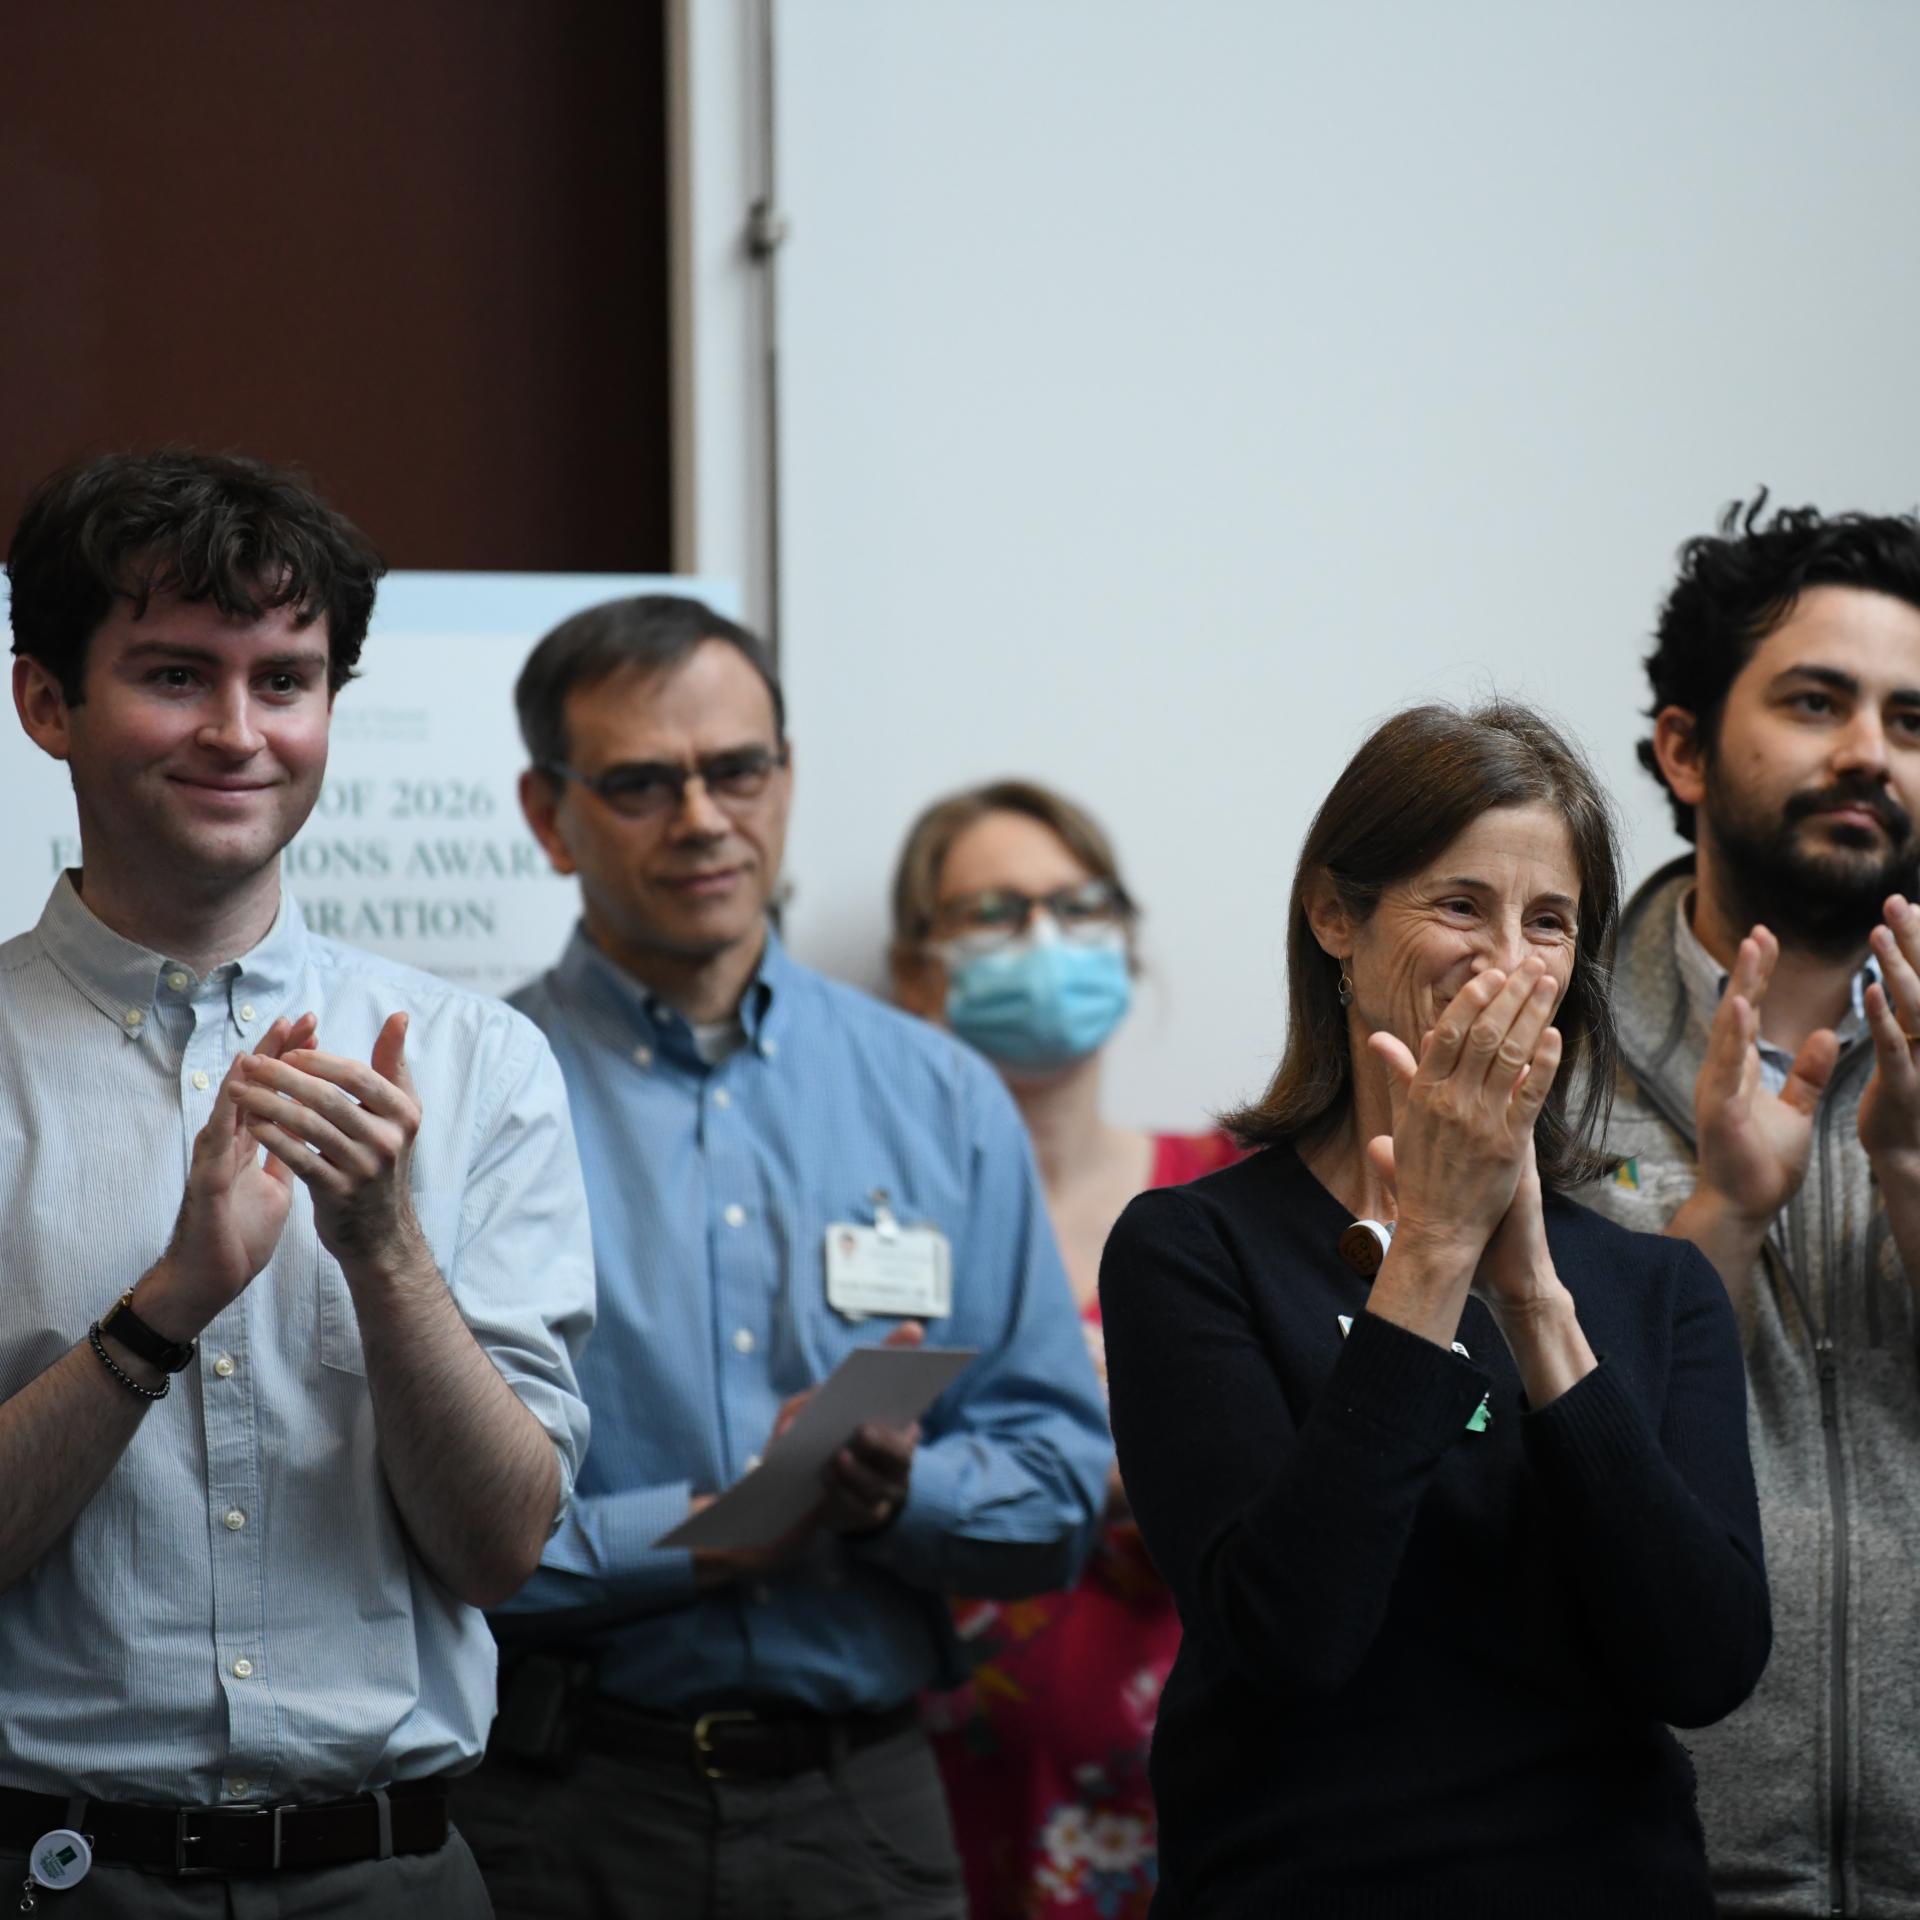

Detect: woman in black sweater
1100,702,1768,1918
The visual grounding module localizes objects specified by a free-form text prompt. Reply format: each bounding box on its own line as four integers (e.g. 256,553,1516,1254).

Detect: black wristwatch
98,1292,197,1374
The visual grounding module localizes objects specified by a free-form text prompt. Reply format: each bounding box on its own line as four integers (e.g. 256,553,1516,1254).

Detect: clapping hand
1365,959,1595,1397
1364,1127,1556,1321
144,1013,320,1338
1693,927,1837,1229
1861,897,1920,1177
234,1011,426,1272
1366,957,1563,1263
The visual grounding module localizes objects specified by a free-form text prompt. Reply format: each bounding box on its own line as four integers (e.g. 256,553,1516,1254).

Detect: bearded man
1583,496,1920,1918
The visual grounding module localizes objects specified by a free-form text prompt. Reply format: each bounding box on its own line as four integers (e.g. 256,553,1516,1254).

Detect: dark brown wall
1,0,671,571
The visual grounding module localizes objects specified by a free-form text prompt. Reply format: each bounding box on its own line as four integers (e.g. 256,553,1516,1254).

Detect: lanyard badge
824,1188,952,1321
19,1828,91,1909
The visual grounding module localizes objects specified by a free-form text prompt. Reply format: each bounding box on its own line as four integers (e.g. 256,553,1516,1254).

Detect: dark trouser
457,1720,965,1920
0,1831,491,1917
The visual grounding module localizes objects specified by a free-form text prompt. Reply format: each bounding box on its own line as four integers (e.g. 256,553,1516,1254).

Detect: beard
1703,767,1920,963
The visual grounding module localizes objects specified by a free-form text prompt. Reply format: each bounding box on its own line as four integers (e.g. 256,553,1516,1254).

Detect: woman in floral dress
890,780,1240,1919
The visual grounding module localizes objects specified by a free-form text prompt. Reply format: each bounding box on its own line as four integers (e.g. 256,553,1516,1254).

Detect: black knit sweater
1100,1146,1770,1919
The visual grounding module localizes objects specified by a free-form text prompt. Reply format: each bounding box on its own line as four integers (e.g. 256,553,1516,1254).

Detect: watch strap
98,1292,197,1374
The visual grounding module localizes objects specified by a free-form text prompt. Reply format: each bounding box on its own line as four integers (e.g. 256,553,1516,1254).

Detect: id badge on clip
825,1189,952,1321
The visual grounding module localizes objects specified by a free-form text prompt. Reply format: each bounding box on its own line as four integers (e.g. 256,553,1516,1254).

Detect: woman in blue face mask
889,778,1240,1920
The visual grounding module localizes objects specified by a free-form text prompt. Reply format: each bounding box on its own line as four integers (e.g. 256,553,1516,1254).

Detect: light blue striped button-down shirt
495,924,1110,1713
0,878,594,1803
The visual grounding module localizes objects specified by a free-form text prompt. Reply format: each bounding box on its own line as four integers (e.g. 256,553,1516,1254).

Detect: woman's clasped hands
1362,958,1592,1396
1367,956,1561,1257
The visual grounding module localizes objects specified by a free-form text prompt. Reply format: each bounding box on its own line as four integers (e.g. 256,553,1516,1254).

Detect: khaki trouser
457,1719,965,1920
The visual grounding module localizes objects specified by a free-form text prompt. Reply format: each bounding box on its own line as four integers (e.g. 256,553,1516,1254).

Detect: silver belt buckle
172,1803,286,1876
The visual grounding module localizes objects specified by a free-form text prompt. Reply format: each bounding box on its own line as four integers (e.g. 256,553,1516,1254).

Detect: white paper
653,1345,978,1552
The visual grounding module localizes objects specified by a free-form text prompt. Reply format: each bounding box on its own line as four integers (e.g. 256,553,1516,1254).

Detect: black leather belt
0,1778,449,1876
587,1698,918,1781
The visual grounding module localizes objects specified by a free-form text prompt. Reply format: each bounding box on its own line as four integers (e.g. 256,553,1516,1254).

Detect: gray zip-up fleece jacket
1583,856,1920,1918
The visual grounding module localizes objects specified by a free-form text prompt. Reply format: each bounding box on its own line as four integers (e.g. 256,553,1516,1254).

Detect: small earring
1337,967,1354,1008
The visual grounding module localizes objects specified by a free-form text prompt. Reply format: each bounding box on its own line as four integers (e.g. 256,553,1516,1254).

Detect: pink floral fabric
923,1132,1241,1918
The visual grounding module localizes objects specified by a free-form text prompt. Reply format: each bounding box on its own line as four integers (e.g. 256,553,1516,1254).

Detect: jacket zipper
1815,1094,1849,1918
1619,1007,1861,1914
1816,1337,1848,1917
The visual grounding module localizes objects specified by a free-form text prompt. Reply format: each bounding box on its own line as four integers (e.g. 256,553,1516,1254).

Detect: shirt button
744,1452,763,1472
723,1203,746,1229
223,1508,247,1531
213,1354,236,1379
760,1038,779,1059
712,1088,732,1109
123,1008,145,1029
167,970,191,992
732,1327,756,1354
191,1070,211,1093
632,1045,652,1068
228,1779,250,1797
231,1657,254,1679
238,1003,257,1024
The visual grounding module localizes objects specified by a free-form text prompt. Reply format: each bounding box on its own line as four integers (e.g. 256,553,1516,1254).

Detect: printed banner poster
0,572,740,996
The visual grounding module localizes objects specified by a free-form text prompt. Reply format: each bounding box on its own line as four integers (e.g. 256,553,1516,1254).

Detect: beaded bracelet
89,1321,170,1401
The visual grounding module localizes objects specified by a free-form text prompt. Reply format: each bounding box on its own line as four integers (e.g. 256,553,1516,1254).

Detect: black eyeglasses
930,879,1135,951
540,744,790,821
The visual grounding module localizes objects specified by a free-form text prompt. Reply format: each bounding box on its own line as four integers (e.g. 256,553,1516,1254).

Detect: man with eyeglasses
455,593,1110,1920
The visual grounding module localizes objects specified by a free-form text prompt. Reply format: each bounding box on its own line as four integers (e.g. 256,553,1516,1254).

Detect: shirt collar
1671,887,1875,1061
33,872,310,1042
552,918,791,1068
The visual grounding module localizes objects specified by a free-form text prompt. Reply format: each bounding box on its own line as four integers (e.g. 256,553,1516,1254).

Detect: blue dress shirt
0,878,594,1803
498,924,1111,1714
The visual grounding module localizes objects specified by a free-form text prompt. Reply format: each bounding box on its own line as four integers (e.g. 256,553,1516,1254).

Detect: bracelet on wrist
88,1322,170,1401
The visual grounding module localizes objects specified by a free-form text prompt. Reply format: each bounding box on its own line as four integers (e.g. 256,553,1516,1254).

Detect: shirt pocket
317,1247,367,1376
316,1185,461,1377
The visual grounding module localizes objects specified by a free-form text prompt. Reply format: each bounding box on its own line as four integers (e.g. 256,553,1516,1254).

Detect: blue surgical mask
941,926,1133,1071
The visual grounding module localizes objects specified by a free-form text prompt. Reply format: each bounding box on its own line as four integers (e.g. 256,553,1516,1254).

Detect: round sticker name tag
29,1829,91,1890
